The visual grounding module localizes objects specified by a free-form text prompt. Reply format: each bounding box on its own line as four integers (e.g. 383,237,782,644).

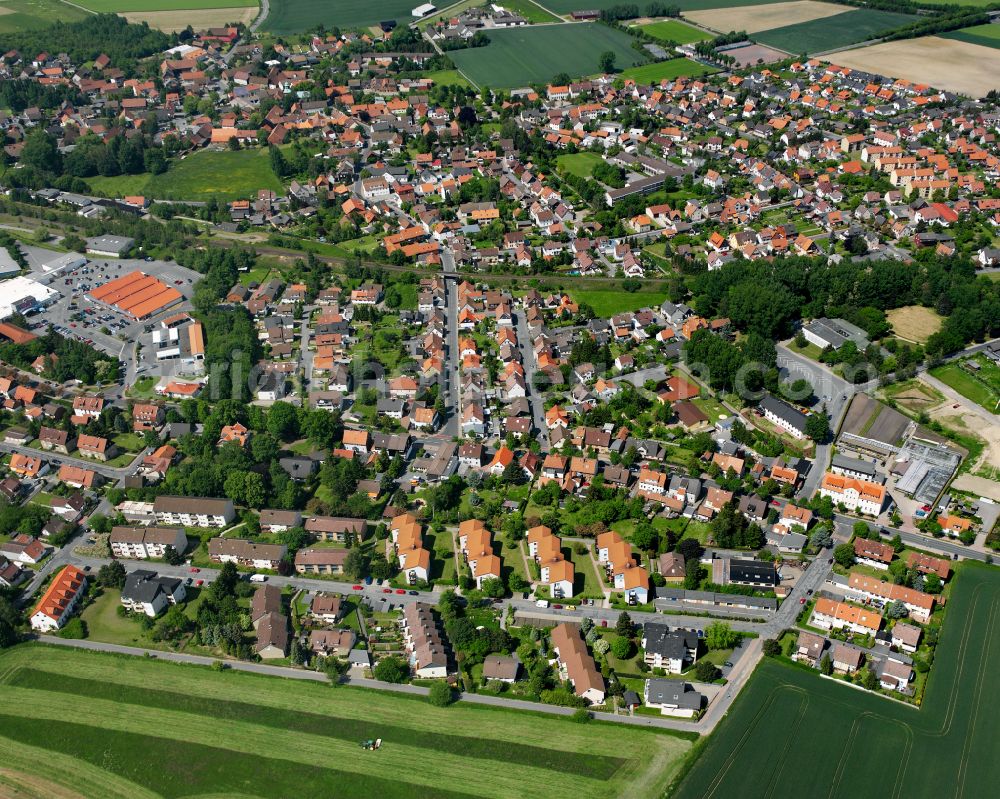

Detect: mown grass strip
0,712,476,799
8,668,626,780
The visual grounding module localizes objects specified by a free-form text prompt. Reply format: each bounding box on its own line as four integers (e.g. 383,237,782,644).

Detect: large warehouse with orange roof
88,270,183,320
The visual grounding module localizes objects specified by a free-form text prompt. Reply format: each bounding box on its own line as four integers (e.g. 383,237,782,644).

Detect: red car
382,588,392,593
189,567,200,573
195,579,203,586
395,588,406,594
352,585,363,591
552,604,563,609
799,597,806,604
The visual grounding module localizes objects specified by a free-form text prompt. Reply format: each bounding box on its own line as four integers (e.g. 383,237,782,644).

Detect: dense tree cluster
0,15,169,75
0,326,119,385
691,254,1000,358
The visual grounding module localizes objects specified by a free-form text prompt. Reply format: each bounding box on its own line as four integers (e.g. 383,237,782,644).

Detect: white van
535,599,549,608
249,574,267,583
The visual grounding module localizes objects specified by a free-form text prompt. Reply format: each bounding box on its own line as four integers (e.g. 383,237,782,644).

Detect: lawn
620,57,719,83
942,22,1000,49
74,0,252,9
557,152,605,179
449,23,647,88
753,9,916,54
0,0,88,33
672,563,1000,799
424,69,473,88
87,148,282,203
636,19,709,45
568,287,668,316
263,0,415,33
886,305,942,344
929,362,999,412
0,644,692,799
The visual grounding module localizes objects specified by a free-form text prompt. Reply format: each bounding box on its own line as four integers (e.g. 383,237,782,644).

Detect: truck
249,574,267,583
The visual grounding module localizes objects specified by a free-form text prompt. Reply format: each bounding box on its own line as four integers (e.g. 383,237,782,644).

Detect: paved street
0,441,146,480
514,307,548,449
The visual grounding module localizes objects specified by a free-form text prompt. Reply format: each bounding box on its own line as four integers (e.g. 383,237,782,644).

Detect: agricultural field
119,6,257,32
0,644,692,799
86,148,282,203
450,23,647,87
635,18,708,44
941,21,1000,50
752,8,916,54
831,36,1000,97
262,0,415,34
0,0,88,34
683,0,846,35
886,305,942,344
620,57,719,82
494,0,562,23
73,0,251,9
672,563,1000,799
543,0,787,13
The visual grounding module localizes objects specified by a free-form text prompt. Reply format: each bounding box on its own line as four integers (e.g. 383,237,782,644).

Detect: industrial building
88,270,183,320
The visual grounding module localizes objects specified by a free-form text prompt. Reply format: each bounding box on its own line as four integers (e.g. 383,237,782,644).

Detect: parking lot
18,244,202,379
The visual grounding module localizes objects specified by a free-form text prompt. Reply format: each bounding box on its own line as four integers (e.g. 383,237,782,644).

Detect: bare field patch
887,305,942,343
684,0,845,34
121,6,256,31
832,36,1000,98
0,769,86,799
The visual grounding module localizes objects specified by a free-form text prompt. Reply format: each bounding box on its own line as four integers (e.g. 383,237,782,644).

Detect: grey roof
803,317,869,350
759,394,808,435
122,569,181,605
642,622,697,659
645,679,702,709
831,453,878,477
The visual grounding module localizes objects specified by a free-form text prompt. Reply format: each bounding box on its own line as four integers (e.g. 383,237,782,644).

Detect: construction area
88,270,184,320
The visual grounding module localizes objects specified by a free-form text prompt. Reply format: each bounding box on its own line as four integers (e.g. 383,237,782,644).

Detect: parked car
189,567,200,573
395,589,406,594
352,585,363,591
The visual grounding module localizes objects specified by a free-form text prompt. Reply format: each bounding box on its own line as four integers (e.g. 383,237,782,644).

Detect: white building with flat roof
412,3,436,16
0,276,58,319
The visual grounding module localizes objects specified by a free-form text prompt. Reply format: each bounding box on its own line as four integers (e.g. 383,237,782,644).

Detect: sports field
753,8,916,54
636,18,709,44
941,22,1000,50
671,563,1000,799
929,362,999,411
621,57,719,82
0,0,88,33
262,0,415,34
450,23,647,88
557,151,605,178
87,148,282,203
0,645,692,799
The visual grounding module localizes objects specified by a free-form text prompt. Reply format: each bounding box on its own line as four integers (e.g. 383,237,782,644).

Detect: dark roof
645,679,702,709
642,622,697,658
728,559,779,586
759,395,808,435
